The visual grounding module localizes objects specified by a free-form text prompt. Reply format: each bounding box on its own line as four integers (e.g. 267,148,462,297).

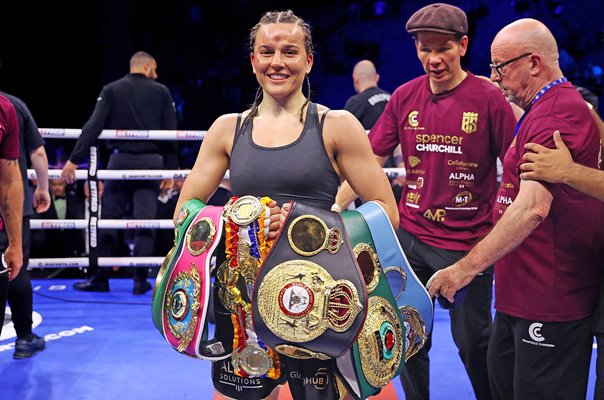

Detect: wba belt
356,201,433,360
336,209,405,400
152,199,230,360
252,201,368,359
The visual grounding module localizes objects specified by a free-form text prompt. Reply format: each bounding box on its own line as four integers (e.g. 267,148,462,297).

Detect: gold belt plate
256,260,363,343
357,296,404,388
165,264,201,352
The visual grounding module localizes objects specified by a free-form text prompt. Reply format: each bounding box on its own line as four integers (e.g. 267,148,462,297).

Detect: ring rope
30,219,175,230
39,128,208,141
29,257,166,268
29,168,403,181
29,128,405,270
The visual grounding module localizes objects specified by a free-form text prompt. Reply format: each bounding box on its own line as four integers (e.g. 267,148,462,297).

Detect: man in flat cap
335,3,517,399
428,18,604,400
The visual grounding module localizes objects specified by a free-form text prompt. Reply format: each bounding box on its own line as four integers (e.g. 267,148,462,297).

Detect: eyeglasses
489,52,532,77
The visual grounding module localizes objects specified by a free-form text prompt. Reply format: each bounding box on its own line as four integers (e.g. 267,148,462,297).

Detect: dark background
1,0,603,167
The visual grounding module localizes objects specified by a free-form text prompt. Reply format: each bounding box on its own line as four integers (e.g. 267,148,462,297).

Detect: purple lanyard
514,77,569,137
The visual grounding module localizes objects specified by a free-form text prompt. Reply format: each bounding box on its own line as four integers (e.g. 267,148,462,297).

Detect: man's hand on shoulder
520,130,572,184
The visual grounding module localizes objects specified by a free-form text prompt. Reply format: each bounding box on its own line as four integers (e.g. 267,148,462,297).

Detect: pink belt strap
159,204,229,360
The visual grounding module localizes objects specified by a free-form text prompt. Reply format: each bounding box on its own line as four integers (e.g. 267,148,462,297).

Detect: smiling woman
247,11,315,125
172,8,398,400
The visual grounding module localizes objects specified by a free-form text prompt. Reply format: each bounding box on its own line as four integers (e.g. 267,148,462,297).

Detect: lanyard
513,77,568,137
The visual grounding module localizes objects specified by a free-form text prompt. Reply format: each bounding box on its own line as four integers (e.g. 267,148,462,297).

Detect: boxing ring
27,128,405,271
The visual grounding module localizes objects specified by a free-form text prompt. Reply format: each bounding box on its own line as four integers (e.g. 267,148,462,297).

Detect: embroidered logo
461,112,478,134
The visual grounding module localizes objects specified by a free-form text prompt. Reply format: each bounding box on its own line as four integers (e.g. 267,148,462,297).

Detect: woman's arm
326,110,399,227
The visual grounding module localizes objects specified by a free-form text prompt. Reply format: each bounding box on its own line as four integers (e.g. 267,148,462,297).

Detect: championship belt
252,201,368,360
356,201,433,361
219,196,281,379
151,199,230,360
336,210,406,400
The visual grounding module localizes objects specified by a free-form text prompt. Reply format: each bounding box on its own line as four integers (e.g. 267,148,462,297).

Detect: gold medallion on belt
356,296,404,388
223,195,265,226
165,264,201,352
287,215,344,256
256,260,363,343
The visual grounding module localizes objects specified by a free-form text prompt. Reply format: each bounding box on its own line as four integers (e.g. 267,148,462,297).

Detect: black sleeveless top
229,102,340,210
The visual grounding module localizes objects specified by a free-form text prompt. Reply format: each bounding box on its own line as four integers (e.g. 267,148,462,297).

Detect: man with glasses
490,53,532,78
428,18,603,400
335,3,516,399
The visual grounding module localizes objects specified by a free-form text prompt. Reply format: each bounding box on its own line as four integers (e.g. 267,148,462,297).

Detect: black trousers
0,216,34,339
488,311,592,400
92,153,162,282
591,279,604,400
0,252,7,337
396,228,493,400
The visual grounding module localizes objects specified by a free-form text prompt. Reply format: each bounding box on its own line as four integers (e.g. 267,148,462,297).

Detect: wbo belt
252,201,368,360
152,199,230,360
356,201,433,361
336,209,406,400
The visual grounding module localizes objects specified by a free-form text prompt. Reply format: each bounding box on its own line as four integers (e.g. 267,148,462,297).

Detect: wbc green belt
336,209,406,400
152,198,205,330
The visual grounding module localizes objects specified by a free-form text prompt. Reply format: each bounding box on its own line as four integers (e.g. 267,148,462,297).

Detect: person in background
344,59,391,129
0,92,50,358
344,59,403,205
336,4,517,399
428,18,603,400
30,175,85,259
61,51,178,295
0,94,23,338
154,177,184,258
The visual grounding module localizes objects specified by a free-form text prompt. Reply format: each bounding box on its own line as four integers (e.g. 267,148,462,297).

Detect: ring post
88,146,99,273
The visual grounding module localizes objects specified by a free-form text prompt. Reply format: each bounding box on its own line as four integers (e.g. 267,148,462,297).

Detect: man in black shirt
343,59,391,129
61,51,178,294
343,60,402,204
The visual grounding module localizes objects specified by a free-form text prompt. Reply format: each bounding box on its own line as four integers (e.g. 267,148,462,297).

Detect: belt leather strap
252,201,368,359
336,209,406,400
356,201,433,360
152,199,230,360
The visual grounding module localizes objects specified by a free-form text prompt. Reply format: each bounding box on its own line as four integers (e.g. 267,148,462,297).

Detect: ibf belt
356,201,433,361
252,201,368,359
336,210,405,400
152,199,230,361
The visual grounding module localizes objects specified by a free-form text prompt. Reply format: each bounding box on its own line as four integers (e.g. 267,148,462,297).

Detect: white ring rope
30,257,166,268
30,219,175,230
39,128,208,141
28,169,194,181
29,128,406,269
28,168,403,181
